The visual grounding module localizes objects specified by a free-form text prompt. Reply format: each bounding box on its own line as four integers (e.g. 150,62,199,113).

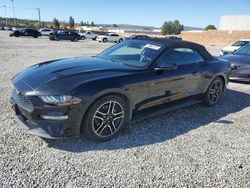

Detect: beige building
220,15,250,30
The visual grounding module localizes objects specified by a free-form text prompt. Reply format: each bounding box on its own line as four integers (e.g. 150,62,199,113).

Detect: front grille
17,91,32,106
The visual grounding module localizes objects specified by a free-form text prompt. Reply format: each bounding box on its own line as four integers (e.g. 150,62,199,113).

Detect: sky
0,0,249,28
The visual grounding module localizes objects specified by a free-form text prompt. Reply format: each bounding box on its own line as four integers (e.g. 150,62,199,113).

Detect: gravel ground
0,31,249,187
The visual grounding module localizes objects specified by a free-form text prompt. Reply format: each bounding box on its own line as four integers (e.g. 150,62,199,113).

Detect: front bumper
10,89,84,139
230,68,250,82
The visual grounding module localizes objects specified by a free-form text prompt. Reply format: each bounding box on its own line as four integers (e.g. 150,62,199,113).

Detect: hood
220,54,250,66
222,46,240,52
12,57,137,95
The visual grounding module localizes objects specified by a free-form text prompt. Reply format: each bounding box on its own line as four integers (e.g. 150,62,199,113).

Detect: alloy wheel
92,101,124,137
208,80,223,103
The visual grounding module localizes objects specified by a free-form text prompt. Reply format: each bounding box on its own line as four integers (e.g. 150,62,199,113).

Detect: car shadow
44,88,250,152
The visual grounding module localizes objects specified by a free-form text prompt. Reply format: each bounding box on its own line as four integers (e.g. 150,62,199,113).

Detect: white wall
220,15,250,30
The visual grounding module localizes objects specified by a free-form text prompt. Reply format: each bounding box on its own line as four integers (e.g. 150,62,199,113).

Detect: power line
0,5,41,23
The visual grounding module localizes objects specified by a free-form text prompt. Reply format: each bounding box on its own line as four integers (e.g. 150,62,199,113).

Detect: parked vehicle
126,35,150,40
96,33,125,43
49,31,81,41
10,39,231,141
39,28,53,36
220,44,250,82
164,36,182,40
220,39,250,55
79,31,98,40
4,26,11,31
9,28,41,38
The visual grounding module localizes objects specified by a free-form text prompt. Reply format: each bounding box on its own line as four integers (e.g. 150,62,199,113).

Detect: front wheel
81,95,129,141
103,38,108,43
202,77,224,106
118,38,123,43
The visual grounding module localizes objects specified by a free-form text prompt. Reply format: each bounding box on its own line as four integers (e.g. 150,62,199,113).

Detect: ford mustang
10,39,231,141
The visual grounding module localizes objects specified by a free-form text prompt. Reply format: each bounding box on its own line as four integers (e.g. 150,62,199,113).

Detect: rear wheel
118,38,123,43
103,38,108,43
73,38,78,42
81,95,129,141
202,77,224,106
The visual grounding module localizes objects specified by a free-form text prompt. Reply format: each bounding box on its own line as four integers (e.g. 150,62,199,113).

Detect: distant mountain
183,26,203,31
97,24,156,29
97,24,203,31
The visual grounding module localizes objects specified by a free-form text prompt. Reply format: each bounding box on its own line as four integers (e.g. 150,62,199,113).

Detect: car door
110,34,118,42
24,29,30,36
63,32,70,40
141,47,203,110
86,32,91,39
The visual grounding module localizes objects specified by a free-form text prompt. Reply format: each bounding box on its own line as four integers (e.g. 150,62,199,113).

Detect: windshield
235,44,250,55
232,41,249,47
97,41,164,68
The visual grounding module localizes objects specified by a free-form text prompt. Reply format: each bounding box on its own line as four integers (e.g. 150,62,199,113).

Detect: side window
111,34,119,37
158,48,204,67
87,32,91,34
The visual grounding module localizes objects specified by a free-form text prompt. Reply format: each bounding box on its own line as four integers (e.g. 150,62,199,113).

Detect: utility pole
11,0,16,25
37,8,41,22
4,5,8,25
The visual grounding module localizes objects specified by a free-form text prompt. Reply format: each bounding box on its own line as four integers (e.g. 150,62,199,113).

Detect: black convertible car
49,31,81,41
10,39,231,141
220,44,250,82
9,28,41,38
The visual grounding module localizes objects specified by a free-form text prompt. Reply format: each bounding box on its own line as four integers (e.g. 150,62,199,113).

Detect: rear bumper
230,71,250,82
230,76,250,82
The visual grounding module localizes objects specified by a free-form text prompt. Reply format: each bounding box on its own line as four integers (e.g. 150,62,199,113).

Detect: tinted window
98,41,163,68
111,34,119,37
235,44,250,55
232,41,249,47
158,48,204,66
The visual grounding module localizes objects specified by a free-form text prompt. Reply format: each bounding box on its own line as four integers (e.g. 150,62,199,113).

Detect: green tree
91,21,95,26
204,25,217,30
69,16,75,29
34,21,43,28
113,24,118,27
161,20,184,35
53,18,60,28
80,21,84,26
18,22,28,27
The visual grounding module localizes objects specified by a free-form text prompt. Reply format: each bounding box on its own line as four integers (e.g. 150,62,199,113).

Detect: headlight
39,95,81,105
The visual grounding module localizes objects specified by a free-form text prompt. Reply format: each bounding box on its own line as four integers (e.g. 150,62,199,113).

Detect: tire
81,95,129,141
118,38,123,43
33,35,38,38
55,36,59,41
92,37,97,40
73,38,78,42
103,38,108,43
81,36,85,40
202,77,224,106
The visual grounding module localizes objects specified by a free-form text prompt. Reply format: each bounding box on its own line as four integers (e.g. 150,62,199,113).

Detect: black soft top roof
137,38,214,61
